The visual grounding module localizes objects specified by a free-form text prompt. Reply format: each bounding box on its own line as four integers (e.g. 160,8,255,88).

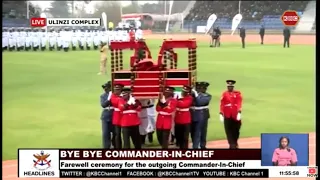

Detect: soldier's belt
114,108,120,111
123,110,137,114
224,104,237,107
103,107,114,110
176,108,190,112
191,106,209,110
158,111,172,116
141,104,154,109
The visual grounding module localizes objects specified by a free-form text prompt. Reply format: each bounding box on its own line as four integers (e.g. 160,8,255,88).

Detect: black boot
140,135,146,145
147,132,153,143
170,134,175,145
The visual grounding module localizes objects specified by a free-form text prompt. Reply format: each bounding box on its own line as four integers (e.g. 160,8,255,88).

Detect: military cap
226,80,236,86
200,81,210,88
121,87,131,93
113,83,124,90
182,85,192,93
195,82,201,87
164,86,175,93
102,81,111,89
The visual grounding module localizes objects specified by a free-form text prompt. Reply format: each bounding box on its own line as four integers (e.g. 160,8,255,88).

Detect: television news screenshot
3,0,316,179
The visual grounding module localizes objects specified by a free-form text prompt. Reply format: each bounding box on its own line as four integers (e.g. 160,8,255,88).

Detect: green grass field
3,40,315,160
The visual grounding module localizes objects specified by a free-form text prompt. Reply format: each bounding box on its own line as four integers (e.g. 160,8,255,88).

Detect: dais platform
109,38,197,99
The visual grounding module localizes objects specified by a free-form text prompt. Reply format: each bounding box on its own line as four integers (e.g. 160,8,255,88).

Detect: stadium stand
3,1,40,27
184,1,310,30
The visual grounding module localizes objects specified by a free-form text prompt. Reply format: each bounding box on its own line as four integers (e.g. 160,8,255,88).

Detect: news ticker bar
59,169,269,178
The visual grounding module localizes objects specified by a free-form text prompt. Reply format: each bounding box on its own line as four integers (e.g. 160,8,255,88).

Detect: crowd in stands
185,1,309,21
3,1,40,27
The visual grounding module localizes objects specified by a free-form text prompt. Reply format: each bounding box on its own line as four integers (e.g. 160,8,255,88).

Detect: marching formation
100,80,243,149
2,26,143,52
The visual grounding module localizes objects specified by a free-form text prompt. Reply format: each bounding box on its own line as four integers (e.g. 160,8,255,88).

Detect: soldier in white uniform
135,27,143,40
62,27,70,52
146,99,156,143
8,28,17,51
93,28,100,50
86,28,93,50
71,28,78,50
16,28,22,51
107,28,114,46
100,27,107,45
40,29,47,51
48,28,56,51
56,28,63,51
25,28,32,51
19,28,27,51
2,28,9,51
79,28,86,50
32,29,40,51
121,28,129,42
13,28,20,50
138,99,151,145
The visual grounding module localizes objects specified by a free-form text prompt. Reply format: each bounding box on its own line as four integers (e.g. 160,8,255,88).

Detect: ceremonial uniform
48,28,56,51
283,27,291,48
16,28,23,51
25,28,32,51
146,99,156,143
121,29,129,42
86,30,93,50
56,29,63,51
8,28,16,51
107,28,114,46
135,28,143,40
63,28,71,52
175,85,193,149
93,29,100,50
191,82,212,149
259,25,265,45
118,88,142,149
129,28,135,42
100,82,114,149
20,28,27,51
79,28,86,50
2,28,9,51
220,80,243,149
138,99,150,144
33,29,41,51
115,28,121,42
71,28,78,50
110,84,124,149
156,87,177,149
100,27,107,44
40,29,47,51
99,43,108,75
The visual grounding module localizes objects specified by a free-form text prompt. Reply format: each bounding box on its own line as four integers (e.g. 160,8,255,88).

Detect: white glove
107,91,112,100
219,114,224,123
128,96,136,105
174,92,182,99
192,89,198,97
236,113,241,121
160,96,166,103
